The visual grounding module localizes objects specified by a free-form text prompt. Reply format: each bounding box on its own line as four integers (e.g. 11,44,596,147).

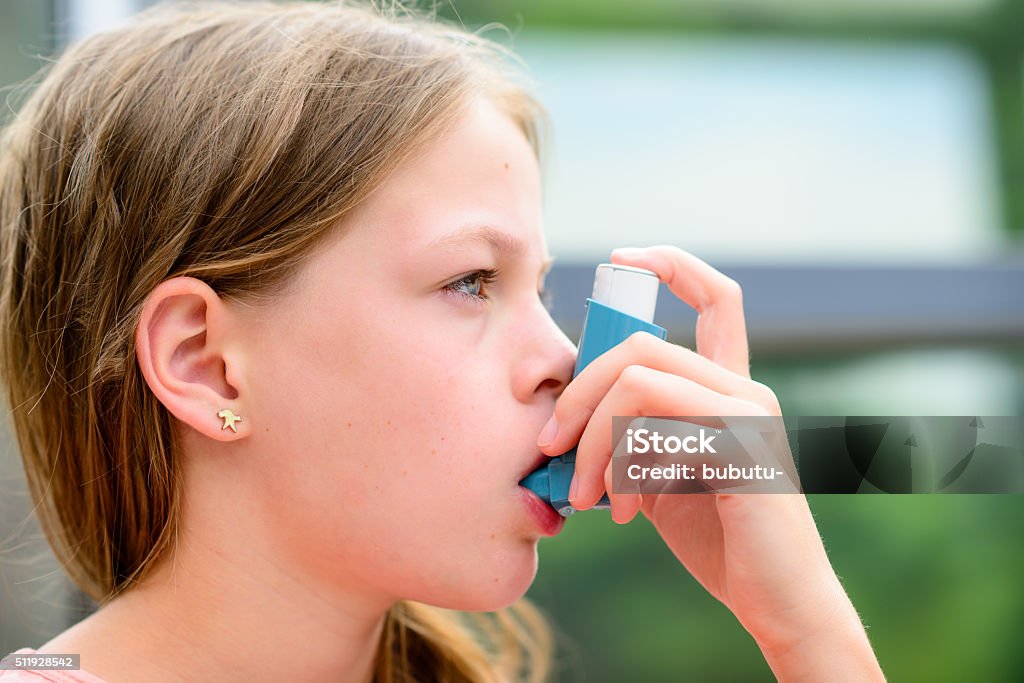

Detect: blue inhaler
519,263,667,517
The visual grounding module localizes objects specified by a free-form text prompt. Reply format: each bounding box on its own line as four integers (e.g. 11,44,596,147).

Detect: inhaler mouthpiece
592,264,660,323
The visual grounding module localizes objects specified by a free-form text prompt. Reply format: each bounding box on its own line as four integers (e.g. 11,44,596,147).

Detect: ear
135,276,248,441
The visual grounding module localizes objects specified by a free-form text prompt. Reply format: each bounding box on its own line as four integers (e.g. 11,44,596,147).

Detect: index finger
610,245,750,378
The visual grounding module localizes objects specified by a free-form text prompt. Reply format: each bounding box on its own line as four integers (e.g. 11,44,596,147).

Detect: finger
610,245,750,378
571,365,768,510
540,330,773,456
603,463,643,524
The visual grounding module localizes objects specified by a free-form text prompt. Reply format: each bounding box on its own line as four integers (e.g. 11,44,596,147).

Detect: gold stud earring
217,408,242,433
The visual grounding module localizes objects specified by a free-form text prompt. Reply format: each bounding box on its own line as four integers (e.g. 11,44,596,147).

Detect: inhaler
519,263,667,516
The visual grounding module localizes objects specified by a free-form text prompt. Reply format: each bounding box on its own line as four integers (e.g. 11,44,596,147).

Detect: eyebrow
426,224,556,275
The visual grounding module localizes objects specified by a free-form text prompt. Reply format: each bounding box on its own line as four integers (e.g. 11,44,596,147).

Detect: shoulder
0,649,107,683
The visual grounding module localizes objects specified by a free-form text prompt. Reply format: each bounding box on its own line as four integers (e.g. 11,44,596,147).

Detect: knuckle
618,363,650,392
719,277,743,302
748,380,782,414
748,379,772,399
625,330,659,355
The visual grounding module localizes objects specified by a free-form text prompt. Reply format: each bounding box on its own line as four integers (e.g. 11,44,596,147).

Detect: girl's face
239,98,577,610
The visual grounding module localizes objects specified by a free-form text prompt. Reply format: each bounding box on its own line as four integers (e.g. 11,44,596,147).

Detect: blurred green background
2,0,1023,680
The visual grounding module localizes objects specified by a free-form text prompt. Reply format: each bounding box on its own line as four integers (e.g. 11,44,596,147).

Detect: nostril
537,377,563,392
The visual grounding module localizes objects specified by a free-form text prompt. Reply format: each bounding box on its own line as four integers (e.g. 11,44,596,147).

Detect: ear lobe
135,276,247,441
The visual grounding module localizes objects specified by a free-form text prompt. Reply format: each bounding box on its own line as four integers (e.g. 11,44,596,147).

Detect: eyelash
442,268,554,309
443,269,500,303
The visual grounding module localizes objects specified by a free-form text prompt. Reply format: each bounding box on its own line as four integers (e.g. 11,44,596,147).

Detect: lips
518,485,565,536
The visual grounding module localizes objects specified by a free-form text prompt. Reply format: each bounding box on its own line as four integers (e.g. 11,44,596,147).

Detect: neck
46,475,394,682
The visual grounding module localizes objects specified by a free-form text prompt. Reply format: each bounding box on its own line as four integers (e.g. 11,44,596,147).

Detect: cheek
248,308,499,522
244,305,537,606
304,309,501,460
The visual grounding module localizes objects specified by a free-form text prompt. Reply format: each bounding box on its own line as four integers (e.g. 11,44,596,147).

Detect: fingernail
538,415,558,448
612,247,644,258
568,474,579,502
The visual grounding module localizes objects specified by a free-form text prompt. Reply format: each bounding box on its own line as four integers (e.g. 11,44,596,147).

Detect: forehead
357,98,545,255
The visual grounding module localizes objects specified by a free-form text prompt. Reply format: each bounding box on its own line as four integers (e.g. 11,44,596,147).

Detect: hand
538,245,885,680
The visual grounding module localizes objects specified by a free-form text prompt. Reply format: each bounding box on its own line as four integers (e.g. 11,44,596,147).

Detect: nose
511,304,577,404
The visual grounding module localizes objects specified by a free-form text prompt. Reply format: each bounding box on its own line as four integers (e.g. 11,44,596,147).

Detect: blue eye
443,269,499,302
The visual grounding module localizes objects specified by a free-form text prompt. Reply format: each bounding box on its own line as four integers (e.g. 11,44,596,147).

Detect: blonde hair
0,1,555,680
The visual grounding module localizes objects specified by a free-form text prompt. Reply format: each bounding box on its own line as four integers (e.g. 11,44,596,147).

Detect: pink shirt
0,650,105,683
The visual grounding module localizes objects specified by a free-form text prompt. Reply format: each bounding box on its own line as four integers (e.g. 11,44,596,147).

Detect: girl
0,1,885,681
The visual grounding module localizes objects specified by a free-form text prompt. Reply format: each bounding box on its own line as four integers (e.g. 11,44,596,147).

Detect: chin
424,543,540,612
